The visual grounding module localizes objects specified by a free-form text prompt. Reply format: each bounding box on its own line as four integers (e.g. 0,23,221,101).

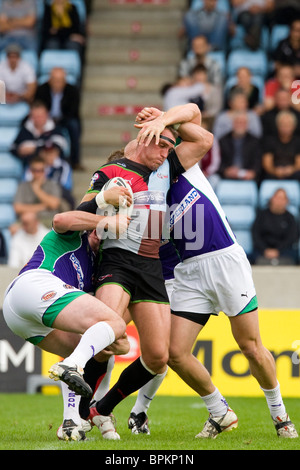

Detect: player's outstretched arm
53,210,109,233
53,210,130,237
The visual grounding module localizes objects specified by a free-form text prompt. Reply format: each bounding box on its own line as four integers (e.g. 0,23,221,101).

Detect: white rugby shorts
170,244,258,317
3,269,85,344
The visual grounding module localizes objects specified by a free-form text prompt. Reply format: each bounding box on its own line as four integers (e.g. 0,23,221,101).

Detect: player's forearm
53,210,106,233
161,103,201,128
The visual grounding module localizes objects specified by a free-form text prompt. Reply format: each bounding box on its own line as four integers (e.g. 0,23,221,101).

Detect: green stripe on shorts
96,282,132,298
239,295,258,315
43,291,86,327
26,335,45,345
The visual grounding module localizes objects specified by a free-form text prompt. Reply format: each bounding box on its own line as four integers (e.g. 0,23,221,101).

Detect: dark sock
79,358,109,419
96,357,156,416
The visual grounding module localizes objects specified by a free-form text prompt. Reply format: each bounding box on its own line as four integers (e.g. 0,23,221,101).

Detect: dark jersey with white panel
79,151,184,302
84,152,184,259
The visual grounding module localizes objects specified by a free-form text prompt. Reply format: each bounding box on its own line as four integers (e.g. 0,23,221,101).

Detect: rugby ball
98,177,134,216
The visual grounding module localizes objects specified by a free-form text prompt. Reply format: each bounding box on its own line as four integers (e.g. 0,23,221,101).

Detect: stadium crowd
0,0,91,266
0,0,300,267
0,0,299,443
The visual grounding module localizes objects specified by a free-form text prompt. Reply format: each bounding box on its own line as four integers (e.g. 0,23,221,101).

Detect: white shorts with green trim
171,243,258,317
3,269,86,345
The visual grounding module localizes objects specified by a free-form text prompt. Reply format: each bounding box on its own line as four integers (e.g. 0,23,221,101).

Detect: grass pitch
0,394,299,452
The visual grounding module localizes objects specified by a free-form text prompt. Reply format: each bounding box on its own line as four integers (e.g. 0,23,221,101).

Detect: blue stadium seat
71,0,87,26
226,49,268,78
269,24,290,52
0,178,19,203
216,180,258,207
229,25,270,52
0,152,23,179
259,180,300,220
258,180,300,212
0,102,30,126
1,227,11,255
21,49,39,73
0,204,16,229
0,127,19,152
190,0,230,12
234,230,253,255
39,50,81,84
223,204,256,231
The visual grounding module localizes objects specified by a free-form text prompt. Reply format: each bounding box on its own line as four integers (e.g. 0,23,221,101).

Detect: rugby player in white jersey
137,107,298,439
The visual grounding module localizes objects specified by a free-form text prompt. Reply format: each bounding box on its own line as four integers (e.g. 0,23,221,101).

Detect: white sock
60,382,82,425
63,322,115,370
131,366,168,415
261,382,286,419
201,388,229,417
93,355,115,401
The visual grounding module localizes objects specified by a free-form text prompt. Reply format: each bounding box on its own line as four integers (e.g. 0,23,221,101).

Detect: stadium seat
258,180,300,213
226,49,268,78
1,227,11,256
0,127,19,152
71,0,87,26
0,102,30,126
233,229,253,255
190,0,230,13
0,152,23,179
229,25,269,52
0,204,16,229
35,0,44,21
39,50,82,84
216,180,258,207
0,178,19,204
269,24,290,52
223,204,256,231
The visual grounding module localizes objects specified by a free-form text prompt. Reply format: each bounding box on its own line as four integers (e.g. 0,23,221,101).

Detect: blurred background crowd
0,0,300,269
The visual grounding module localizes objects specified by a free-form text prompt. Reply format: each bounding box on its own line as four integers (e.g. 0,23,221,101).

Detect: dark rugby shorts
96,248,169,304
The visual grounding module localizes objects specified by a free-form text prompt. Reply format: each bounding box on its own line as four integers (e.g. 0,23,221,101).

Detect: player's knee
143,350,169,374
168,341,191,370
239,340,262,363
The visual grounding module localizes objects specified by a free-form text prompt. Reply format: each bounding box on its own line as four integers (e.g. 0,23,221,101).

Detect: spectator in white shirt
8,212,49,269
0,43,36,103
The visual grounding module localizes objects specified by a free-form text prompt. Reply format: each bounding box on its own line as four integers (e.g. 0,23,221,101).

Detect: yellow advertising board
42,309,300,397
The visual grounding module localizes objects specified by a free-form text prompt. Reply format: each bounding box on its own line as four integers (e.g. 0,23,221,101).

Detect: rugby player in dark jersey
76,103,214,438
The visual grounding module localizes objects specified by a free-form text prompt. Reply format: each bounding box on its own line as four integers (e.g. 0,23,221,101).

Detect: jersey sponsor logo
88,173,99,191
156,172,168,179
134,190,165,206
69,253,84,290
41,290,57,301
63,283,75,289
169,188,201,229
